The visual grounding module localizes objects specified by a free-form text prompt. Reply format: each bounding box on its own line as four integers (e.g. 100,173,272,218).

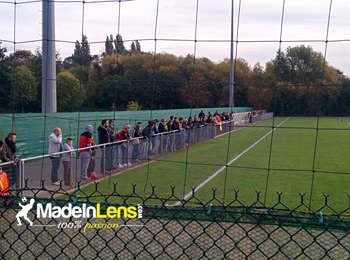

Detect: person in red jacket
79,125,94,180
118,124,131,167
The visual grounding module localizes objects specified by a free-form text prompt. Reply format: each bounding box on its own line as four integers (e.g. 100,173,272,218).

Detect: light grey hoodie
48,132,62,157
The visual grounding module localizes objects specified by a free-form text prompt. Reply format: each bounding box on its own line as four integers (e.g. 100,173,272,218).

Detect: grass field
80,117,350,211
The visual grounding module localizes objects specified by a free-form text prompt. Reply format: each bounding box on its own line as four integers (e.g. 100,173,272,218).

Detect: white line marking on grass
213,126,243,139
168,117,290,207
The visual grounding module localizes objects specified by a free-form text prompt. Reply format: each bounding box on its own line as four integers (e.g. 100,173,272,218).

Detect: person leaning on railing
131,122,142,163
79,125,94,180
0,141,6,163
61,137,75,187
158,119,168,153
0,136,18,188
4,133,19,188
97,119,112,175
107,119,119,169
142,120,156,156
118,124,132,167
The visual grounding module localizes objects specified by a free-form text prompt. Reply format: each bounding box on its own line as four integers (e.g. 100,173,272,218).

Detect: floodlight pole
42,0,57,113
229,0,235,110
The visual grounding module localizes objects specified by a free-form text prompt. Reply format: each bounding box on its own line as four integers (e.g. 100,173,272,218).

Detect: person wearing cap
79,125,94,180
48,128,62,186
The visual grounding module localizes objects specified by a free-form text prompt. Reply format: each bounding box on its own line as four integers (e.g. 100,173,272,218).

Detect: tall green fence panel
0,107,251,158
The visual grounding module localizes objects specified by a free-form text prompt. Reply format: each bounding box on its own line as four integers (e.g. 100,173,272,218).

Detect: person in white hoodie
48,127,62,185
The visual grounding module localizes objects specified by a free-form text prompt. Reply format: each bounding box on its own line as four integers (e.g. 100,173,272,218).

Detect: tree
57,70,86,111
135,40,141,52
0,42,6,60
86,61,103,107
101,55,124,77
72,34,92,66
247,63,273,110
114,34,126,55
0,43,10,111
68,65,89,86
270,45,344,115
127,100,142,111
338,77,350,115
180,72,212,108
273,45,327,85
105,35,114,56
27,49,43,112
97,75,132,110
9,66,38,112
7,50,34,67
233,58,252,107
130,41,136,52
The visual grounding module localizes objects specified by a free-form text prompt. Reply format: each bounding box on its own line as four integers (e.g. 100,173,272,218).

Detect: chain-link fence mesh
1,184,349,259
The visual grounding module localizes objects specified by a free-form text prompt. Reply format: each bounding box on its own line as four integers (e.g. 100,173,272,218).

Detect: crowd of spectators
0,110,266,188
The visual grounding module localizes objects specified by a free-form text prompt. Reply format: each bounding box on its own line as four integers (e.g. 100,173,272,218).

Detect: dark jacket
107,126,116,142
142,125,154,138
173,121,180,131
158,122,166,133
133,127,142,138
0,137,17,162
167,120,174,131
97,125,110,144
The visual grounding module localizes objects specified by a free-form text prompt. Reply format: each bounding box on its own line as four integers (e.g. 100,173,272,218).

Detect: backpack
0,170,9,196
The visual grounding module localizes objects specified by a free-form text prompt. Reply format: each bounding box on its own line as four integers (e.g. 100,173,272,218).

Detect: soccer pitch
81,117,350,211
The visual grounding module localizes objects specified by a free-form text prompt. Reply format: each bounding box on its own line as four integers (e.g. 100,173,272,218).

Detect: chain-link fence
1,185,349,259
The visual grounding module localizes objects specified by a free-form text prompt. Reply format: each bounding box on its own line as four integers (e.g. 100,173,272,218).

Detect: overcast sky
1,0,350,76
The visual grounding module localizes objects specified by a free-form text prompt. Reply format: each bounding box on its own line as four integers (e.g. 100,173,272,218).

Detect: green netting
0,107,251,158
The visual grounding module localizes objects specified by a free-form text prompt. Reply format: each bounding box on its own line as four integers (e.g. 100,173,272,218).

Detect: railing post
19,159,24,189
126,139,130,165
173,131,176,151
159,133,163,155
102,144,106,175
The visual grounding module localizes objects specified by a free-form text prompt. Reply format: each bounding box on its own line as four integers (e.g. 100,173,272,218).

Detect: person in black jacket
158,119,167,133
158,119,168,153
97,120,111,174
131,122,142,162
0,133,18,187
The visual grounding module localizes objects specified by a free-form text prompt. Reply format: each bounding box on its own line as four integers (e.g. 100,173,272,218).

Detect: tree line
0,33,349,115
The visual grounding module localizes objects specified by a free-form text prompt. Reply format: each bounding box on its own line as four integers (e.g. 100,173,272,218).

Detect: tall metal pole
42,0,57,113
229,0,235,109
